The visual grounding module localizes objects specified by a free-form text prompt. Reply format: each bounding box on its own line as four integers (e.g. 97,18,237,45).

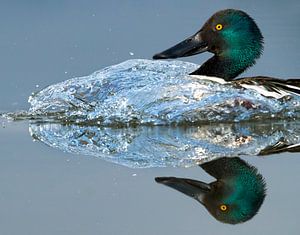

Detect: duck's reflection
29,121,300,168
156,157,266,224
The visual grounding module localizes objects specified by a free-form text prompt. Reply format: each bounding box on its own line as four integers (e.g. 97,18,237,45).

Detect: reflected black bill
155,177,211,202
153,32,208,59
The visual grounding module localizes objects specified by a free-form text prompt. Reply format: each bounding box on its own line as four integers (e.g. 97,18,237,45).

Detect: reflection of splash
156,157,266,224
29,121,300,168
25,59,300,125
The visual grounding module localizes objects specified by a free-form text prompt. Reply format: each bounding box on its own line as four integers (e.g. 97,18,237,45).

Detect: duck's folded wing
235,76,300,99
259,139,300,155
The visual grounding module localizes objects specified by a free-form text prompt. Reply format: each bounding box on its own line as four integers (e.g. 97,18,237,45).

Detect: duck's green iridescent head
153,9,264,80
155,157,266,224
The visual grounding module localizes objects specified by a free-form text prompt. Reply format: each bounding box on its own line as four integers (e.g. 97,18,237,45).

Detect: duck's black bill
155,177,211,203
153,32,208,59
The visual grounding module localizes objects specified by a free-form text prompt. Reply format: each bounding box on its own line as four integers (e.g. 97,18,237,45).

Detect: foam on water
25,59,300,126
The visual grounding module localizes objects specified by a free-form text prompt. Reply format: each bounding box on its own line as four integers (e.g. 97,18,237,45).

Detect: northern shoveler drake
153,9,300,99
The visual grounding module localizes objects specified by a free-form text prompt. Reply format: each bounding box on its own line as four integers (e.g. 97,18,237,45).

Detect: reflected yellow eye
220,204,227,211
215,24,223,31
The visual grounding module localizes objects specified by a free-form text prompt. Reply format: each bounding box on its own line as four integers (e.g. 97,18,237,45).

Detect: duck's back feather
259,140,300,155
191,75,300,99
234,76,300,99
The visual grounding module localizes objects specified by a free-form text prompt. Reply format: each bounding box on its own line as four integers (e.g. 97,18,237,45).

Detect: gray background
1,1,300,234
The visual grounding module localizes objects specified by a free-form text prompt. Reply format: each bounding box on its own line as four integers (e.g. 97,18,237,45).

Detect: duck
155,157,266,224
153,9,300,99
24,9,300,125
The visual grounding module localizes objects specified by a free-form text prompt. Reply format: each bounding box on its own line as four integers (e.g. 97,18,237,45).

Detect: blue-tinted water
1,1,300,234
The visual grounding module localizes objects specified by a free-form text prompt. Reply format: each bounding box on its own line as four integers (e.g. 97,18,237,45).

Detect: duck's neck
191,43,262,81
190,55,253,81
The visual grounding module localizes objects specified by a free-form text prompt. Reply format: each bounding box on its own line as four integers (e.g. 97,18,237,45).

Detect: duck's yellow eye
220,204,227,211
215,24,223,31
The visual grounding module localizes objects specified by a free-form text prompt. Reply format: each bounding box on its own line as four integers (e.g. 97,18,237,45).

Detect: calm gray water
1,1,300,234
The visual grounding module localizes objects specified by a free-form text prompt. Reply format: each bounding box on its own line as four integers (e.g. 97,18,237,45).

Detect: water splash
21,59,300,126
29,121,300,168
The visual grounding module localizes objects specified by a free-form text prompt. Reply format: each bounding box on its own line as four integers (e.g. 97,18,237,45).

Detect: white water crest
25,59,300,126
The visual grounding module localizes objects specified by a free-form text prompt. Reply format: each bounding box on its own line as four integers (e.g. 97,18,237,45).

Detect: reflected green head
202,157,266,224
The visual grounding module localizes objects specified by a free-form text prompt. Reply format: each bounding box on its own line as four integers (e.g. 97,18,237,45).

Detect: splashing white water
22,59,300,125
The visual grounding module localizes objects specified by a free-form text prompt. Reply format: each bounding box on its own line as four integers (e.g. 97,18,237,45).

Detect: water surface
1,1,300,234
